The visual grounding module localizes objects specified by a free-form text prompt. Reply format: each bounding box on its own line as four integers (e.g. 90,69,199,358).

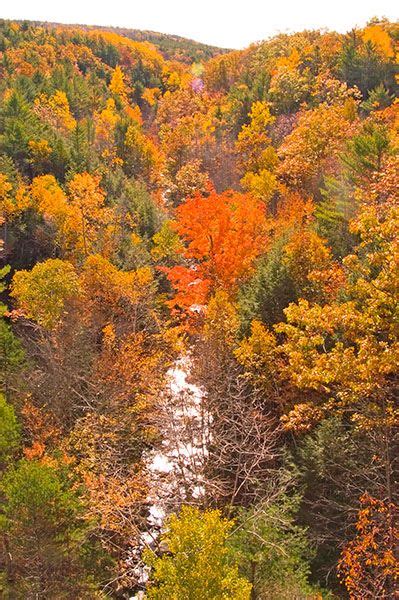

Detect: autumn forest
0,16,398,599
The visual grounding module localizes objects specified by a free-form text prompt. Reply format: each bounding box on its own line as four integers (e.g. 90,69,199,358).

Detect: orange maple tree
165,190,269,313
338,493,398,598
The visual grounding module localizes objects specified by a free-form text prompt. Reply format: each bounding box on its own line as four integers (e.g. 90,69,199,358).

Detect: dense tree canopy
0,16,397,599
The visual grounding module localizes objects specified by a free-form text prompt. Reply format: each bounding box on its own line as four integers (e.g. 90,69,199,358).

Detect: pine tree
315,176,358,259
0,394,20,467
0,460,109,598
341,120,391,184
70,120,93,174
238,236,296,329
0,266,25,395
229,491,316,599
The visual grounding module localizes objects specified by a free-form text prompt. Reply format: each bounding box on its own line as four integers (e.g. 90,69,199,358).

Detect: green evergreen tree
361,83,394,112
292,417,389,592
70,119,93,174
0,460,109,598
0,266,25,395
229,492,316,600
0,394,20,467
315,176,358,259
0,92,45,174
341,120,390,184
238,236,296,330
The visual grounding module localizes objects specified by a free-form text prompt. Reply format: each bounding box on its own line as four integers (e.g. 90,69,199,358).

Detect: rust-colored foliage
338,494,399,598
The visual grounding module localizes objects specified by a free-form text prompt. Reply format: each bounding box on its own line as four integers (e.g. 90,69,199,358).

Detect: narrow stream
131,355,209,596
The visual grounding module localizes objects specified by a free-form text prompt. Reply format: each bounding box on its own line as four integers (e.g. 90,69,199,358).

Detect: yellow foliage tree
109,65,128,101
363,25,395,58
66,172,115,258
11,259,80,329
34,90,76,133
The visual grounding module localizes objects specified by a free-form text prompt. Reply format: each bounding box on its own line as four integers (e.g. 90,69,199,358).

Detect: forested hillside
22,20,229,63
0,17,397,599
